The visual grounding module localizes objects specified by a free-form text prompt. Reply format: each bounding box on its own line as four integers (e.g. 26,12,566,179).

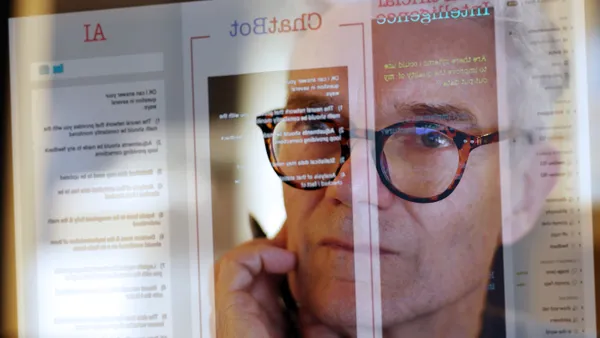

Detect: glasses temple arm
484,129,536,145
479,131,500,145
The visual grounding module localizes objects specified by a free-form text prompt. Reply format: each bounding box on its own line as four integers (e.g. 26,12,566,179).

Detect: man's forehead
373,17,497,130
283,79,498,132
372,15,494,54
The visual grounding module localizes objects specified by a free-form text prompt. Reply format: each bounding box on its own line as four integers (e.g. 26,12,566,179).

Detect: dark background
207,74,245,260
1,2,12,335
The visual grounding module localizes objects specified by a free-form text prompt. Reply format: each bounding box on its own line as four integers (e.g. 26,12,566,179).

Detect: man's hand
214,229,295,338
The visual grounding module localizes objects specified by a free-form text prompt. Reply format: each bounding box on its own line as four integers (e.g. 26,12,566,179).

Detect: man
214,2,562,337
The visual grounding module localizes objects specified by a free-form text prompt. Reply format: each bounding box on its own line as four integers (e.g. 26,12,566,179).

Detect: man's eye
292,121,328,132
418,131,452,149
304,121,324,130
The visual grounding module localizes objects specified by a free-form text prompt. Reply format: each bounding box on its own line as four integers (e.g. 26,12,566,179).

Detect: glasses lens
381,126,459,198
272,120,341,188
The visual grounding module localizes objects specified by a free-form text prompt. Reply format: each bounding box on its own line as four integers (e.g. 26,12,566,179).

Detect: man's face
285,16,502,330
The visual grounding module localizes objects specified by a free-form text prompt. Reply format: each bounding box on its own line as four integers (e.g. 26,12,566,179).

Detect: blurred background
0,2,200,337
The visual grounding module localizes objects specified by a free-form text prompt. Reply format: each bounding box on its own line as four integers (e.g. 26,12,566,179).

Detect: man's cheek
467,150,501,193
285,226,301,305
283,185,326,215
456,165,494,203
287,241,312,306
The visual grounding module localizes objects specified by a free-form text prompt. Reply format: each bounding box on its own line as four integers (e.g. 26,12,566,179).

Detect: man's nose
324,139,395,209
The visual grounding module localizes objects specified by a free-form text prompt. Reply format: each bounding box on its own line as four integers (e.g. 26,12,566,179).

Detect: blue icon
39,65,50,75
53,64,64,74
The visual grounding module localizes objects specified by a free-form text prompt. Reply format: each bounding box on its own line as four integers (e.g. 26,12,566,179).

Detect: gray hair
495,0,566,164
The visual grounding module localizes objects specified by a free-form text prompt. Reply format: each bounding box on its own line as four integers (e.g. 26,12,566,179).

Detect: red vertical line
189,36,202,338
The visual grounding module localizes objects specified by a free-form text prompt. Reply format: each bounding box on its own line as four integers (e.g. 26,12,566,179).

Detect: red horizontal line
191,35,210,40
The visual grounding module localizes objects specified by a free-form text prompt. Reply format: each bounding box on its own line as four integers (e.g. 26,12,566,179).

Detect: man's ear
501,141,560,245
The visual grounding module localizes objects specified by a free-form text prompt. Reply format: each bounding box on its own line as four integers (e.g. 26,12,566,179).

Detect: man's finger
217,244,296,292
214,238,285,278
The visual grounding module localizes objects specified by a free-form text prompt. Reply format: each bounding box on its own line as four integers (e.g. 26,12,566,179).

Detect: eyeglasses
257,109,515,203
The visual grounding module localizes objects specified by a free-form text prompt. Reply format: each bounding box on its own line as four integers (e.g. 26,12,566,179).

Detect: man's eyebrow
284,96,480,131
286,92,335,109
393,103,480,129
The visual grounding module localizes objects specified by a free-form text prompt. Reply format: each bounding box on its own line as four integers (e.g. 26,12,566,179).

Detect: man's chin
304,277,359,328
288,249,425,329
300,278,428,332
290,270,424,331
300,278,421,333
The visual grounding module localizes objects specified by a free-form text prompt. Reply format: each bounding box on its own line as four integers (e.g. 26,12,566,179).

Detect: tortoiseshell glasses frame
257,110,512,203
